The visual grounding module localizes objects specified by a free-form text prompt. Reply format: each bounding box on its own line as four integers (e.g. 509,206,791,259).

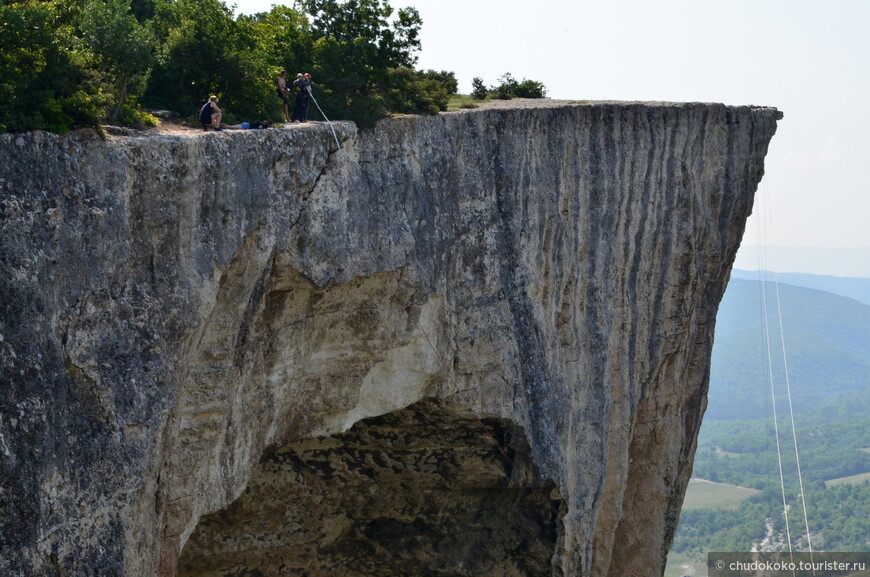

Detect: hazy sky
234,0,870,275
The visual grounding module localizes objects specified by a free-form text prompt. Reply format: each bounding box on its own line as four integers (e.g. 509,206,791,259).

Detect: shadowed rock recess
0,101,779,577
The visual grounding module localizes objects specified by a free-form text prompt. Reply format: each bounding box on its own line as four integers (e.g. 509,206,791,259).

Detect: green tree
470,77,487,100
234,5,313,121
492,72,519,100
514,78,547,98
144,0,271,121
300,0,420,67
0,0,102,133
80,0,156,122
297,0,424,126
144,0,230,112
384,68,456,115
129,0,159,22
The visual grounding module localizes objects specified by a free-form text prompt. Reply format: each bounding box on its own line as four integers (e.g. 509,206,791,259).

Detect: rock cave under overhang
177,398,564,576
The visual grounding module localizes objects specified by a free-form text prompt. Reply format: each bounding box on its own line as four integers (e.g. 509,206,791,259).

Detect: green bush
384,68,457,116
60,89,105,132
515,79,547,99
119,105,158,126
471,77,488,100
472,73,548,101
492,73,519,100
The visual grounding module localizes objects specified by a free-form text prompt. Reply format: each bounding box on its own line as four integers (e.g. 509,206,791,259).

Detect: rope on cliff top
308,87,341,151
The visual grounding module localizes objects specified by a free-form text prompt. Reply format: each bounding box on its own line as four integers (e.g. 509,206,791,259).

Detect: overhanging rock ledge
0,100,780,577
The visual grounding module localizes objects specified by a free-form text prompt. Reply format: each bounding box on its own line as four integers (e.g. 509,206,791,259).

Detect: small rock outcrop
0,101,779,577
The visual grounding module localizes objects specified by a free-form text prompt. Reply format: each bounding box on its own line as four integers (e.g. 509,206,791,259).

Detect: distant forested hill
706,278,870,421
731,269,870,306
668,275,870,573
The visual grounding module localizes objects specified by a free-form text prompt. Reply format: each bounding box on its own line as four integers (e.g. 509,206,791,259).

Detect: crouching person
199,96,222,131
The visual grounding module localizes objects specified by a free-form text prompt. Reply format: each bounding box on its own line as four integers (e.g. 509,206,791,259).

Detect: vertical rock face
0,101,779,577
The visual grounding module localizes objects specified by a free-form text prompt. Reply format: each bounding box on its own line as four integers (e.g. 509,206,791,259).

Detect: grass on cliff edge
445,94,593,111
447,94,480,110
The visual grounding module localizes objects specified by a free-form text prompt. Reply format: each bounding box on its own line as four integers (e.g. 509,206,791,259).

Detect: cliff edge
0,101,779,577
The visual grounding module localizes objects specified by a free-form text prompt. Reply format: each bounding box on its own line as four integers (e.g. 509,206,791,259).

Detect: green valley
667,274,870,576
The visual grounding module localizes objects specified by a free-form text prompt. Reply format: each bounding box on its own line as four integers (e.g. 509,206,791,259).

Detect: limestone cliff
0,100,779,577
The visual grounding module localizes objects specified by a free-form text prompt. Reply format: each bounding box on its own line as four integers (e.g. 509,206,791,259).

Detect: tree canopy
0,0,547,133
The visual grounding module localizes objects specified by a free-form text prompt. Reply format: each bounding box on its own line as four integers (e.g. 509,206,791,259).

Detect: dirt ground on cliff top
104,99,777,138
111,99,590,137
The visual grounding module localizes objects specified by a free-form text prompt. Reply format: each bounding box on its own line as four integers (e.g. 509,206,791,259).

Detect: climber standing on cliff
291,72,312,122
276,70,290,123
198,96,222,131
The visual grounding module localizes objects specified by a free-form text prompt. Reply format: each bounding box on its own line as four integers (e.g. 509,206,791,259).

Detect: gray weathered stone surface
0,101,779,576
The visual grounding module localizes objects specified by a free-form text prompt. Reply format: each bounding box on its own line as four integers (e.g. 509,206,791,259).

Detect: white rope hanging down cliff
754,175,815,558
308,87,341,151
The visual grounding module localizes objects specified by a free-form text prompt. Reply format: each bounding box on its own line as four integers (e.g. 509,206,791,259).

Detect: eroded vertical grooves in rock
0,101,779,577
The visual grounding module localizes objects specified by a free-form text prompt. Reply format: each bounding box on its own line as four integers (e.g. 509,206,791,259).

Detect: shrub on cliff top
384,68,457,116
472,73,548,101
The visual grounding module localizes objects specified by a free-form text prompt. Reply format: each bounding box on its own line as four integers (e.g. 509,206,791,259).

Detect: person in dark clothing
199,96,222,131
291,73,312,122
